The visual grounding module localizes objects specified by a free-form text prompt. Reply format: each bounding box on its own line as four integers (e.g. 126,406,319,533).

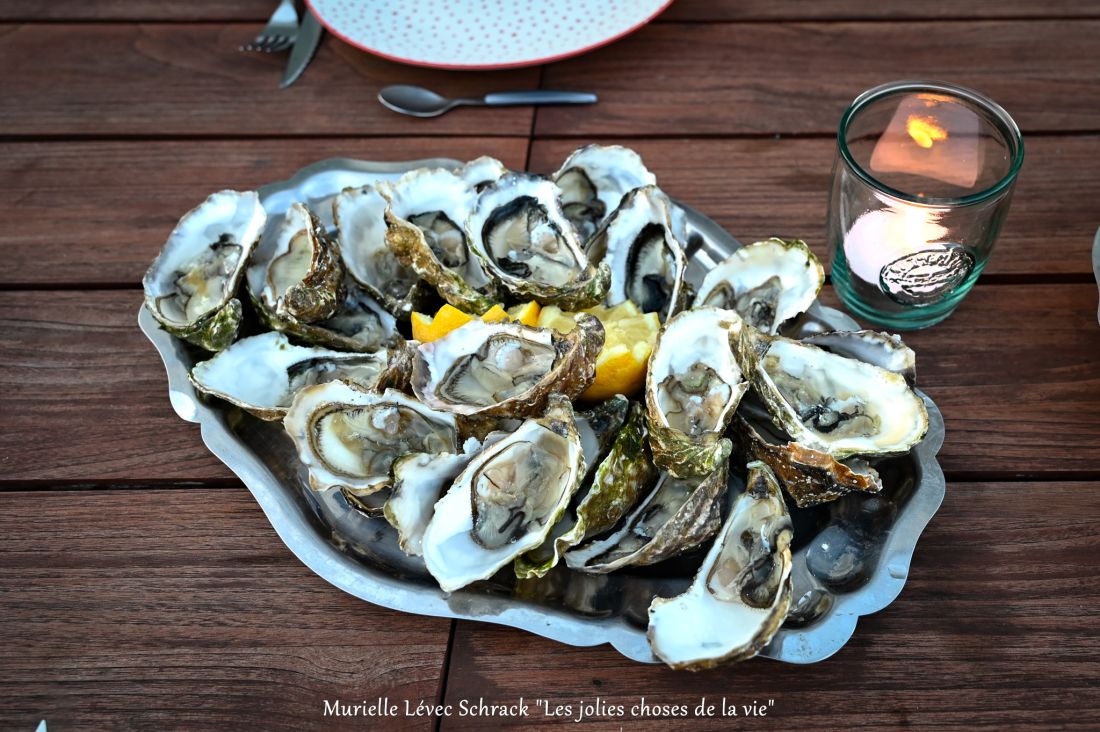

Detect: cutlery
281,10,325,89
1093,226,1100,324
378,85,598,118
240,0,299,53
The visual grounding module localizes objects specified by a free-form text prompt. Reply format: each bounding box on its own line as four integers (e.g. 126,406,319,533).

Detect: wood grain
536,21,1100,137
0,137,529,287
529,136,1100,277
0,1,275,21
0,487,450,732
0,24,537,137
663,0,1100,21
3,286,1098,484
441,481,1100,730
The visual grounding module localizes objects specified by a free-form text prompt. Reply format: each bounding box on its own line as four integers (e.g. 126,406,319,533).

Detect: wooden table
2,2,1098,729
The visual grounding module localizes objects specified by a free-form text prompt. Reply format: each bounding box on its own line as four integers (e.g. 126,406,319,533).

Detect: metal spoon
379,84,597,118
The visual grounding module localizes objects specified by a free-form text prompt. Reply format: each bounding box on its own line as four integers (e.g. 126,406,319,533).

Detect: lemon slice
412,301,541,342
507,301,542,327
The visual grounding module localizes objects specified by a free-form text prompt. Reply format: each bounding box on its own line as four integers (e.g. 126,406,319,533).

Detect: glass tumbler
827,80,1024,329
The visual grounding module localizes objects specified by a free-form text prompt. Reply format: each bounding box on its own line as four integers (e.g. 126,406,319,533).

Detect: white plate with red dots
305,0,673,69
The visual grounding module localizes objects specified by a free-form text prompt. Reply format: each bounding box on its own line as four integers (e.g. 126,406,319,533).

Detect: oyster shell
586,185,688,321
456,156,508,190
552,144,656,242
384,167,500,314
466,173,611,309
647,460,793,669
564,461,728,574
646,308,747,477
737,327,929,459
694,238,824,334
143,190,266,351
189,331,409,420
333,184,424,317
284,383,457,497
411,314,604,418
802,329,916,386
422,395,586,592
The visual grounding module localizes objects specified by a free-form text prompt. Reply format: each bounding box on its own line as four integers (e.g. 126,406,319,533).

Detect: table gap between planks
0,2,1098,730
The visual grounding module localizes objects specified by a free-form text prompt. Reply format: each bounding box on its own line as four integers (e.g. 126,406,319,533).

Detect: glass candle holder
827,80,1024,330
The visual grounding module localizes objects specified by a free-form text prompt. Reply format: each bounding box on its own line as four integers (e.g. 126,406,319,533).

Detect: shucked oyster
694,238,824,334
284,382,457,497
422,395,585,592
646,308,747,478
802,329,916,386
466,173,611,310
455,156,508,191
647,461,793,669
333,184,424,317
586,185,688,322
737,327,929,460
553,144,657,242
189,331,409,420
411,315,604,418
143,190,266,351
384,167,501,314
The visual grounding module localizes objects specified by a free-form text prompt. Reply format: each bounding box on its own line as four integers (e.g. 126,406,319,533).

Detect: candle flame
906,115,948,149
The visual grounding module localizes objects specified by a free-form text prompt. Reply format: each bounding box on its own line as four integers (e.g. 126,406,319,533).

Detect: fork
239,0,299,53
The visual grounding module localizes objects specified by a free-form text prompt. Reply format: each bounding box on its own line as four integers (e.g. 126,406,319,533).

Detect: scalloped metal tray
140,157,945,665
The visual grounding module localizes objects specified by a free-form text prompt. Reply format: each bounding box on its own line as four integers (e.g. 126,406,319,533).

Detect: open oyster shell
411,314,604,418
384,167,501,315
143,189,266,351
647,460,793,670
254,202,346,323
801,329,916,386
552,144,657,242
284,383,457,497
737,326,929,460
466,173,611,310
646,307,747,477
564,461,728,574
694,238,824,334
586,185,688,322
422,395,586,592
455,156,508,191
189,331,409,420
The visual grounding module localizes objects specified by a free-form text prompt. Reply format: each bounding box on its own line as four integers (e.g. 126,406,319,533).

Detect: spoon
379,84,598,118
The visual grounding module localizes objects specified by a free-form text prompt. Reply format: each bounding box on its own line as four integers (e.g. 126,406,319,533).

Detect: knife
1093,226,1100,324
281,9,324,88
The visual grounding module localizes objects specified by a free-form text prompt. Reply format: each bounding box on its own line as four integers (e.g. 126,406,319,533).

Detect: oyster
552,144,656,242
189,331,409,420
565,461,728,574
646,308,747,477
466,173,611,309
411,314,604,418
384,167,500,314
586,185,688,321
574,395,631,479
694,238,824,334
422,395,586,592
143,190,266,351
802,329,916,386
737,327,929,459
333,184,423,316
284,383,457,497
456,156,508,190
647,461,793,669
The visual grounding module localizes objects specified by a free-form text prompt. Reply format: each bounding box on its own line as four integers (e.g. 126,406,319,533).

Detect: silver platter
140,157,945,665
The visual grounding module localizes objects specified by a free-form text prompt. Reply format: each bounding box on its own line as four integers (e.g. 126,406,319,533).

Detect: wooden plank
663,0,1100,21
441,481,1100,730
0,24,537,137
0,1,274,21
537,21,1100,137
0,137,530,287
529,136,1100,277
0,487,449,731
2,285,1098,483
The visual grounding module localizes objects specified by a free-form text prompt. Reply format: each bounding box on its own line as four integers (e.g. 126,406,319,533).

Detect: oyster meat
586,185,688,321
552,144,657,242
143,189,266,351
646,307,747,477
422,395,586,592
284,383,457,497
694,238,824,334
647,460,793,669
737,327,929,459
190,331,408,420
466,173,611,309
412,314,604,418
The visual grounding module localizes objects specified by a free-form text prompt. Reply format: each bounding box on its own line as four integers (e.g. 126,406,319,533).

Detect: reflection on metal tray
140,157,946,665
